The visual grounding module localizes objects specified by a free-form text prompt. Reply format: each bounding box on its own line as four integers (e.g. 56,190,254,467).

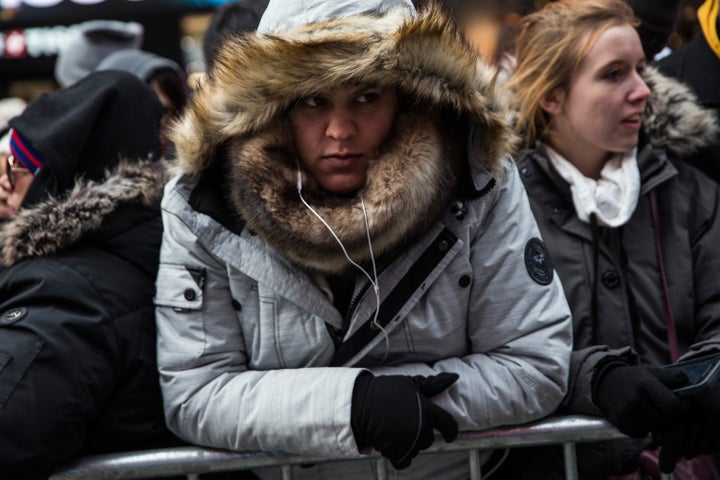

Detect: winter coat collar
172,5,516,274
518,144,677,251
0,159,168,269
642,65,718,157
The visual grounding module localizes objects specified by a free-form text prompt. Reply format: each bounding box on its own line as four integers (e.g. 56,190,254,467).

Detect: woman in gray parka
155,1,573,478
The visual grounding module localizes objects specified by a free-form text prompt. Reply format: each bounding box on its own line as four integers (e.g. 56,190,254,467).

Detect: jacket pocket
0,328,44,409
154,264,206,311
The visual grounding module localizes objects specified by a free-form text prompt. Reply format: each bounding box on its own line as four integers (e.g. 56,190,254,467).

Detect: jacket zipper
341,280,372,334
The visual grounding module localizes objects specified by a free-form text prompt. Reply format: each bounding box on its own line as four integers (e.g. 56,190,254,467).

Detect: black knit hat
628,0,682,58
203,0,269,70
8,70,163,209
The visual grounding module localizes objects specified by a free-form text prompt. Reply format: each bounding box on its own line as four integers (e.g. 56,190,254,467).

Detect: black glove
351,372,459,470
592,363,688,438
655,380,720,473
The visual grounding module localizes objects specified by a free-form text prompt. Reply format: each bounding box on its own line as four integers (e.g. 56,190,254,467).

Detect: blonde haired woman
505,0,720,478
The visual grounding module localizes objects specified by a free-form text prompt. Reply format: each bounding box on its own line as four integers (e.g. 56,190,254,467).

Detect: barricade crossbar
50,415,673,480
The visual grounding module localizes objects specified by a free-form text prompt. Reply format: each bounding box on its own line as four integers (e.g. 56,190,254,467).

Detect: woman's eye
301,96,325,107
356,92,380,104
604,68,626,81
604,69,622,80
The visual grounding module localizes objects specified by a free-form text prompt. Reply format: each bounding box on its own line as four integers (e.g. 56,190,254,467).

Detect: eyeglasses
4,154,30,192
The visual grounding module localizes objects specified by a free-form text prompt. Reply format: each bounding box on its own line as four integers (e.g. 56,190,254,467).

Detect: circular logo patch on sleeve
524,238,554,285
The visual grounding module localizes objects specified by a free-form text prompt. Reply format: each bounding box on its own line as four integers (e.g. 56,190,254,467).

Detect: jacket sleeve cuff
563,346,637,415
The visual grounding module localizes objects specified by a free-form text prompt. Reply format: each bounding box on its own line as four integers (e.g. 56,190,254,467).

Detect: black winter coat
0,160,178,480
658,30,720,183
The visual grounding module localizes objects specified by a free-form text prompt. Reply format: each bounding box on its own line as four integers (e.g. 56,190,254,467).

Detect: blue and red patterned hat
9,129,43,174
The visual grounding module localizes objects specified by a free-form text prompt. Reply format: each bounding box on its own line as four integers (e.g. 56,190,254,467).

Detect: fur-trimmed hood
171,4,517,273
173,5,515,175
0,159,168,269
642,65,718,156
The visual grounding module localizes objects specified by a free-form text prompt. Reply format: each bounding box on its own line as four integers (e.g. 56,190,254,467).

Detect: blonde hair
508,0,638,147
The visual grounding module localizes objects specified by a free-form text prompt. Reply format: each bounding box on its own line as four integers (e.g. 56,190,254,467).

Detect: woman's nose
629,73,651,103
325,109,357,140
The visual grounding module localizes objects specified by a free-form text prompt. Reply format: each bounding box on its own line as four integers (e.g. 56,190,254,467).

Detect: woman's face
0,153,34,218
542,24,651,172
289,86,399,195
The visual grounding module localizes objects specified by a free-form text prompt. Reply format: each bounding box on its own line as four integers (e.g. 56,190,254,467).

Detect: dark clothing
658,31,720,182
0,162,178,480
0,71,175,479
519,145,720,386
497,139,720,480
494,68,720,479
629,0,681,59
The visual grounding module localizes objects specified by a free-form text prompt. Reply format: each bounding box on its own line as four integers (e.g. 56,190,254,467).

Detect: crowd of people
0,0,719,479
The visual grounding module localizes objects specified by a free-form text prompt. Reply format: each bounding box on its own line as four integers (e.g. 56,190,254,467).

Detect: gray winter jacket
155,3,573,478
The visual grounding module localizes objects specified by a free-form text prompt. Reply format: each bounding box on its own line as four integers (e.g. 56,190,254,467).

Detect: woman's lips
621,113,643,130
323,153,363,167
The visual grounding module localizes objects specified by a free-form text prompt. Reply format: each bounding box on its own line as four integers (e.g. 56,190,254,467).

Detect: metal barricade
50,415,672,480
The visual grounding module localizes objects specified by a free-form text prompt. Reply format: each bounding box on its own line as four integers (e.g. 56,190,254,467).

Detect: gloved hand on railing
351,372,459,470
591,362,688,438
654,380,720,473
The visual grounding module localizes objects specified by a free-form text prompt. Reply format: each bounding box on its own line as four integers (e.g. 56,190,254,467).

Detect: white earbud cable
297,169,389,362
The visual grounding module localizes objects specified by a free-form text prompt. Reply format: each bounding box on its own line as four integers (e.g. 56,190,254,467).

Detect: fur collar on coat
0,159,168,269
642,65,718,156
171,5,518,274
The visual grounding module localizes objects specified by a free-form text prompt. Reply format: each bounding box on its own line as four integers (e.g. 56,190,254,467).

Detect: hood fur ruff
172,5,517,273
173,5,515,174
642,66,719,156
227,111,462,272
0,159,168,269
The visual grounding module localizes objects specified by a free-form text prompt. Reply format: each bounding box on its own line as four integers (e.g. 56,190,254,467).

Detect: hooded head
96,49,185,85
55,20,144,88
9,70,163,211
95,49,188,143
172,0,516,272
175,0,514,175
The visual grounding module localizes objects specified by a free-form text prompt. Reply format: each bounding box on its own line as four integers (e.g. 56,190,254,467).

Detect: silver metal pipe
374,458,388,480
468,449,482,480
562,442,578,480
50,415,628,480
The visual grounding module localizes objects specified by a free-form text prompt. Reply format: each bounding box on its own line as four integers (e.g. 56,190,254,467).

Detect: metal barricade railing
50,415,673,480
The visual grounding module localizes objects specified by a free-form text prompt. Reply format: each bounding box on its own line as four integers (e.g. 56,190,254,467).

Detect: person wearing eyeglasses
0,70,182,480
0,130,41,218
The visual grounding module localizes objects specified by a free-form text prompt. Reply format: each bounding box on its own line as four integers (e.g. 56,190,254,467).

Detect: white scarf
539,142,641,227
